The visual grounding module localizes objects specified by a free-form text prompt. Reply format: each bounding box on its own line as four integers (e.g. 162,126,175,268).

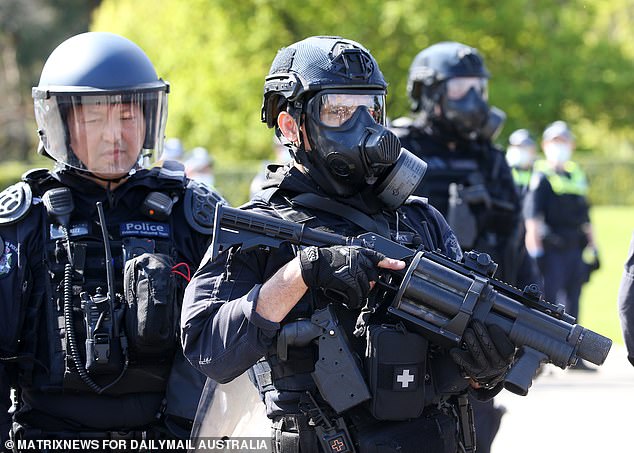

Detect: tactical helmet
407,41,489,113
33,32,169,178
261,36,387,128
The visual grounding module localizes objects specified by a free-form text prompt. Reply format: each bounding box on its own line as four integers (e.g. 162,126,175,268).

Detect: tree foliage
0,0,100,160
91,0,634,165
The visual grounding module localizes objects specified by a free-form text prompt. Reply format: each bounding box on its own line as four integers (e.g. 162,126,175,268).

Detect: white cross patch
396,369,415,388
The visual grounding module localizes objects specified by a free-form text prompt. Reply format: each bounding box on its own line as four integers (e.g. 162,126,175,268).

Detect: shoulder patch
184,180,228,234
0,182,33,225
0,239,18,278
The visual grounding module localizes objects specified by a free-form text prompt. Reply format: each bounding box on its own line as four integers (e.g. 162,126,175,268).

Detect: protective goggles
445,77,488,100
312,90,386,127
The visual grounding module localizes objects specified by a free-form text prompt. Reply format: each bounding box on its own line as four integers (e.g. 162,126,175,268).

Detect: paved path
492,344,633,452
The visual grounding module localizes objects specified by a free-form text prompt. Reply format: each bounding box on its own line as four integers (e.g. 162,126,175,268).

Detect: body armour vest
393,121,523,283
17,172,187,398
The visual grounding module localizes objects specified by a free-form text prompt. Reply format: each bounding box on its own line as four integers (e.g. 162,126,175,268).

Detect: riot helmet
407,41,505,141
33,32,169,180
261,36,423,205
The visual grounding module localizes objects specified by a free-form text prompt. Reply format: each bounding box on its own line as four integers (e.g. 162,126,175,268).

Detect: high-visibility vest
532,160,588,196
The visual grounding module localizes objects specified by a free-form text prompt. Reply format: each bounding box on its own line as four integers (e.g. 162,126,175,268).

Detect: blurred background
1,0,632,352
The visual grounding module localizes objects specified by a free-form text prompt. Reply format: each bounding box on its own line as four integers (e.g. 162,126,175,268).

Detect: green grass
578,205,634,345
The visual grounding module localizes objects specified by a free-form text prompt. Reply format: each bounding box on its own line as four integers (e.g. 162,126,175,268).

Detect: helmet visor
445,77,488,101
317,91,385,127
34,91,167,178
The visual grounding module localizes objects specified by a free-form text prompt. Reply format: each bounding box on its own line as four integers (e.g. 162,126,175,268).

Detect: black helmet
407,41,489,113
260,36,411,201
406,41,504,141
33,32,169,178
261,36,387,128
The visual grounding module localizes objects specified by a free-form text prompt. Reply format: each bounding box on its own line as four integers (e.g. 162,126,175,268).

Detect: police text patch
120,221,170,238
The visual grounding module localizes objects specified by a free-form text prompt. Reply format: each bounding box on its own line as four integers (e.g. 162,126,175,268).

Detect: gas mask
303,90,402,198
440,78,505,141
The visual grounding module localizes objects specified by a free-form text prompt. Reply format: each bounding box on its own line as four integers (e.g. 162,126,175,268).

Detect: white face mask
506,145,535,169
543,142,572,164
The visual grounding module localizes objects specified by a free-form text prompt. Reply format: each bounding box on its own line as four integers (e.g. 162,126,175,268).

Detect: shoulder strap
291,193,390,237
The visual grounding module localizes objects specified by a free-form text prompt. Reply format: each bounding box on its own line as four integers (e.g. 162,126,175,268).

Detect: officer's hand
298,245,404,309
450,320,516,389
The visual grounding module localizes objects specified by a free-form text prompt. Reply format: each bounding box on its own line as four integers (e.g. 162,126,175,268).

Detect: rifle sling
291,193,391,238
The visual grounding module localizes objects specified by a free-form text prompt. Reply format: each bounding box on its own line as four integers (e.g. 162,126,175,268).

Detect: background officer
506,128,538,198
391,41,537,453
0,32,225,449
524,121,598,372
182,36,516,453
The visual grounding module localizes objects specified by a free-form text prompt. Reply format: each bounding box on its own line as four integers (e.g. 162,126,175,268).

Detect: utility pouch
364,324,427,420
124,253,177,357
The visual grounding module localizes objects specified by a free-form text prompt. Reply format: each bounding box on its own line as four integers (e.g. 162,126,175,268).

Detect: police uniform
393,121,534,288
0,163,223,445
523,159,590,320
182,165,478,453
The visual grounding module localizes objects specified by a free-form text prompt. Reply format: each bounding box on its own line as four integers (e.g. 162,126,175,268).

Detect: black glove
298,245,386,309
450,320,516,388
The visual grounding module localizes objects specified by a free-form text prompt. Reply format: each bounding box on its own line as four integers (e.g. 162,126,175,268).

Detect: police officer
182,36,516,453
391,42,537,453
391,41,534,287
524,121,597,372
506,129,537,198
0,32,225,449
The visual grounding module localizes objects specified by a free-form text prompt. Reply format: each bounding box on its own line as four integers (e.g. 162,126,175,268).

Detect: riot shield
190,373,269,450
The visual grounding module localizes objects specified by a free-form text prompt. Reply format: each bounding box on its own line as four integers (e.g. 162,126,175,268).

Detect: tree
92,0,634,166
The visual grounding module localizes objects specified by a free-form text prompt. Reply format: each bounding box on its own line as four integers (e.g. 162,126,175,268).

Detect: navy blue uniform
182,165,474,453
392,121,536,289
523,161,590,320
0,165,221,444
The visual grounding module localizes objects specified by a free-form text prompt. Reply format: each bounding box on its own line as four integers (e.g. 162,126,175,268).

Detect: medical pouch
124,253,177,357
365,324,428,420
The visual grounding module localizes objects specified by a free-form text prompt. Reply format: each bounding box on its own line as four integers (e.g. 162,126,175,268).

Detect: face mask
506,145,535,169
441,87,489,139
305,104,401,198
544,142,572,164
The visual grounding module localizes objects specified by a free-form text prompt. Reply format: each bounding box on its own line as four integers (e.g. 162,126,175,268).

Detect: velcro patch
50,222,89,240
120,221,170,238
